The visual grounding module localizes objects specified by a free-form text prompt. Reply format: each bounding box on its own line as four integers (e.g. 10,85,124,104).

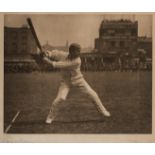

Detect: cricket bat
26,17,45,65
26,17,53,71
27,18,43,53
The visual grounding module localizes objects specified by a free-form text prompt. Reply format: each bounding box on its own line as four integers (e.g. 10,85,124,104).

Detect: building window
13,35,17,39
124,41,129,48
21,29,27,34
120,41,125,47
131,29,137,36
11,50,16,53
21,50,26,53
109,29,115,33
116,41,120,47
22,42,27,47
12,43,17,48
117,29,125,35
22,35,27,40
111,41,115,47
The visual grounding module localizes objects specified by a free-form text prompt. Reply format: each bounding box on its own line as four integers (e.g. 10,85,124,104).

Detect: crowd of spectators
4,55,152,73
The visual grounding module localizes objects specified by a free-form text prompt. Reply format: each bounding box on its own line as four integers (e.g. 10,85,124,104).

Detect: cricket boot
45,111,55,124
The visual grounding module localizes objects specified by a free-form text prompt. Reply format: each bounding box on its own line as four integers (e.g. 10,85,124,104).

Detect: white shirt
47,50,83,84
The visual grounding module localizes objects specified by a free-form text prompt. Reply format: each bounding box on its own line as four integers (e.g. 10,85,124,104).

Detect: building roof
4,26,29,31
101,19,138,24
100,19,138,29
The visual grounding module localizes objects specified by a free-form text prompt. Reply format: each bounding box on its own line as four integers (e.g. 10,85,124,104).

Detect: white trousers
49,78,107,116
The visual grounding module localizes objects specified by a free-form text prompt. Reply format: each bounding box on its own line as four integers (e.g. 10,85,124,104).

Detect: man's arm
43,57,54,66
43,57,79,69
44,50,68,61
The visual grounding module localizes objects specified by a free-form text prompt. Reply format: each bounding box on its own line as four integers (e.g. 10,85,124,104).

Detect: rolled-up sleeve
46,50,68,61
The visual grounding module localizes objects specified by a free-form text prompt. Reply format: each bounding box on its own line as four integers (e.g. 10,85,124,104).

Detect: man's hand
39,49,49,58
43,57,54,66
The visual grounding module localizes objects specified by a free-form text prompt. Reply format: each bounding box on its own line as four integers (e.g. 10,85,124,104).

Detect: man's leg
76,79,110,117
46,82,70,124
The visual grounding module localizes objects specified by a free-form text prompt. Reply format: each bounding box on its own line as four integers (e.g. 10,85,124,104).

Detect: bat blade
26,18,46,68
27,18,43,53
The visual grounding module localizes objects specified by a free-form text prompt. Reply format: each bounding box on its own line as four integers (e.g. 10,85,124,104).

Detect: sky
4,14,152,48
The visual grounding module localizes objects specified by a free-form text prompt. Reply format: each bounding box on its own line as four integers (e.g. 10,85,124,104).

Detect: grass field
4,71,152,133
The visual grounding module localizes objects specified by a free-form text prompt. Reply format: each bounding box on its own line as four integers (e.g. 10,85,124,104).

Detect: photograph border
0,12,154,142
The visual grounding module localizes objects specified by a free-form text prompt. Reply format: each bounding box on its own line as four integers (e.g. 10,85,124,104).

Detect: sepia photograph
4,13,152,135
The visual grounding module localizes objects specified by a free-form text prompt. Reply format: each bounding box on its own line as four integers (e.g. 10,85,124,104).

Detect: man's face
68,50,78,59
68,43,81,60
